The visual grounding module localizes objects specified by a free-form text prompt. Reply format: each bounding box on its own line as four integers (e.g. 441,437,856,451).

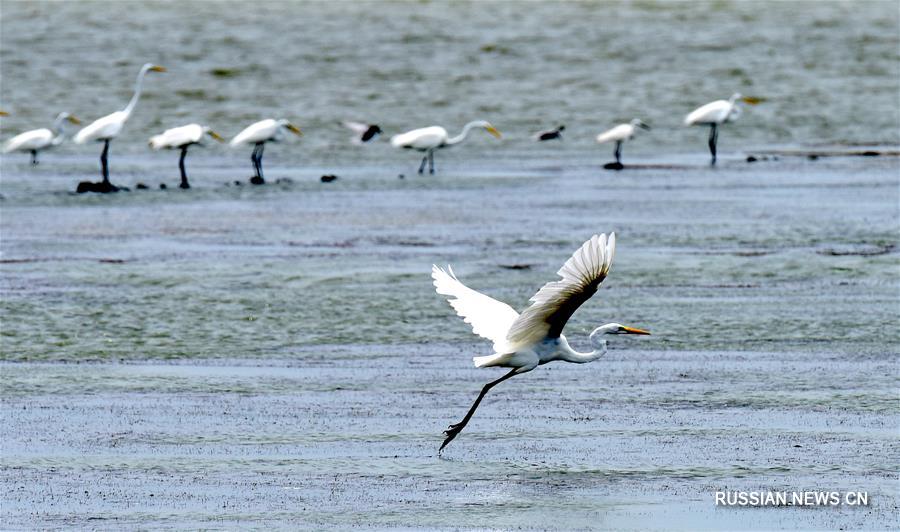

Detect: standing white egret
684,93,762,165
432,233,650,451
595,118,650,168
341,121,382,144
74,63,166,188
390,120,501,174
3,112,81,164
229,119,302,184
148,124,224,189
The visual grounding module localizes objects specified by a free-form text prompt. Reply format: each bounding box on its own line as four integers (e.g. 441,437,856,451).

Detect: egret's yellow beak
741,96,765,105
286,123,303,136
208,130,225,142
150,65,167,73
486,125,502,139
621,326,651,335
0,110,8,117
67,115,82,125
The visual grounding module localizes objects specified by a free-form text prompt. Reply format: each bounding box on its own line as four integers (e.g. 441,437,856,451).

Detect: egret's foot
179,182,190,190
440,424,464,452
603,162,624,171
249,176,266,185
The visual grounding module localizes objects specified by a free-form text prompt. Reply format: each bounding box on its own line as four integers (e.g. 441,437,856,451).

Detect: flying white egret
595,118,650,168
341,121,382,144
148,124,224,189
432,233,650,451
74,63,166,186
390,120,501,174
684,93,762,165
229,119,302,184
532,125,565,141
3,112,81,164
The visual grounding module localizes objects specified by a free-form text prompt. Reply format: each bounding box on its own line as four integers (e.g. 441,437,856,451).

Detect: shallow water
1,1,899,530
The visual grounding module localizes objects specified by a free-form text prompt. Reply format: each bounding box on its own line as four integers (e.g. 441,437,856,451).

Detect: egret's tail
473,352,512,368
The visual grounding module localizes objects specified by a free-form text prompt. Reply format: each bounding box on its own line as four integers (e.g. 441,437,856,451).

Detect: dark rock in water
808,154,819,160
861,150,879,157
398,174,405,179
232,180,243,186
76,181,120,194
249,176,265,185
159,183,167,190
275,177,293,184
603,162,625,171
746,155,758,163
135,182,149,190
499,264,532,270
321,174,338,183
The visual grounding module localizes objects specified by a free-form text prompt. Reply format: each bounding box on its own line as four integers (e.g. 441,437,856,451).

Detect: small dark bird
532,125,565,141
342,121,383,144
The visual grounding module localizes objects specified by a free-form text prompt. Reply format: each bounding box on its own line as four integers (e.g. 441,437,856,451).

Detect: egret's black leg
418,154,428,175
256,143,265,183
614,141,622,165
100,139,111,184
708,124,718,166
250,144,260,176
440,368,518,453
428,149,435,174
178,146,190,189
30,150,38,165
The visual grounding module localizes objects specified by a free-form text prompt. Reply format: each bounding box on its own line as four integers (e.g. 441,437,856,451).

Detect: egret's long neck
559,335,607,364
445,122,479,145
51,115,66,135
123,66,151,118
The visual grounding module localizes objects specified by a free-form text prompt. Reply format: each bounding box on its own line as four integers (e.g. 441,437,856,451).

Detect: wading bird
432,233,650,451
595,118,650,169
149,124,224,189
684,93,761,165
229,119,302,184
3,112,81,164
342,120,383,144
74,63,166,189
532,125,565,141
390,120,501,174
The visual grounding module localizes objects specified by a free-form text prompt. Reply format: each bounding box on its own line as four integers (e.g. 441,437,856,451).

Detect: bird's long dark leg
440,368,518,453
428,149,435,174
250,144,260,177
614,141,622,165
708,124,718,166
256,142,266,181
100,139,111,184
178,146,190,189
418,153,428,175
30,150,38,165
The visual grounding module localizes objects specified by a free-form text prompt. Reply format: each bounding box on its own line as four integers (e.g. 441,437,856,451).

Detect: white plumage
433,232,650,451
229,118,300,147
432,265,520,353
684,93,743,126
390,120,501,174
684,93,761,165
149,123,221,150
595,119,650,166
229,118,301,183
3,112,80,164
73,63,165,185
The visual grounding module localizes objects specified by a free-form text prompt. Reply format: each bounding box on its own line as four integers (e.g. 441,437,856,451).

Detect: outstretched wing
432,265,520,352
505,233,616,349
